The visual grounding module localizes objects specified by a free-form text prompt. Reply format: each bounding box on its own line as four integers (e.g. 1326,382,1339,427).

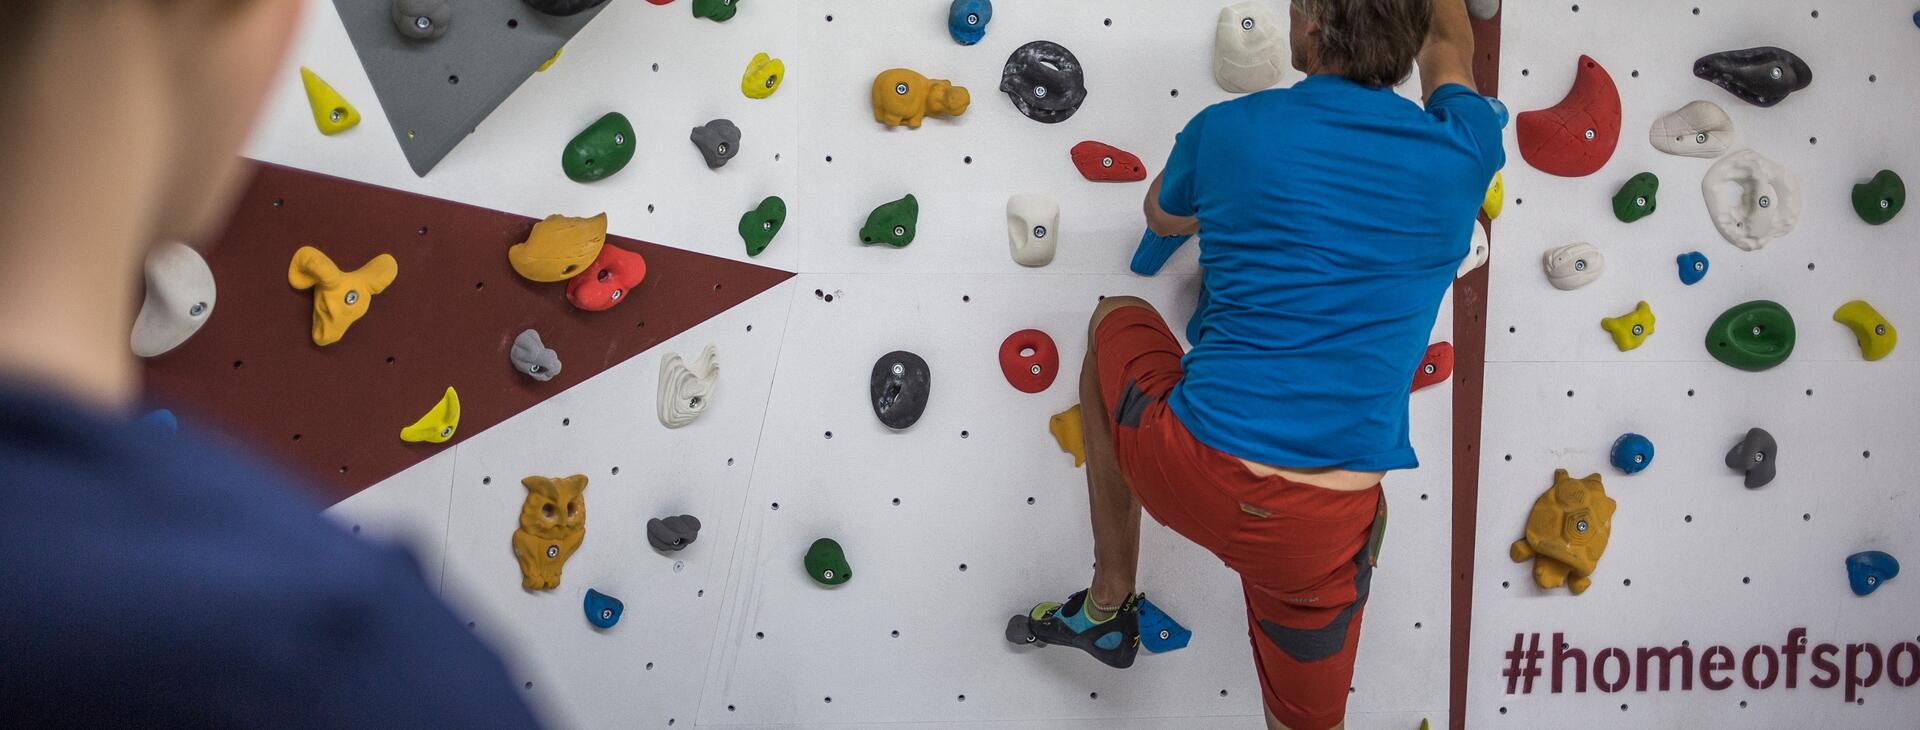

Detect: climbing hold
1487,97,1510,129
1541,242,1604,291
511,474,588,591
999,329,1060,393
137,409,178,437
1214,1,1289,94
299,67,361,136
948,0,992,45
1609,433,1654,475
1482,172,1504,220
871,350,931,430
1833,300,1897,361
132,242,216,358
1468,0,1499,20
562,112,635,183
657,345,719,429
1724,427,1777,489
1600,301,1655,352
1070,141,1147,183
1136,597,1193,653
1050,404,1086,467
1516,55,1620,178
537,47,563,73
738,196,787,257
523,0,609,16
1509,469,1615,595
690,0,737,22
1007,194,1059,267
1130,229,1192,277
741,53,783,99
509,213,606,283
1648,100,1737,158
400,386,460,444
1706,300,1796,372
859,194,919,248
1676,251,1709,286
1851,170,1905,226
391,0,451,40
646,515,702,552
1612,172,1659,223
689,119,742,169
871,69,970,129
510,329,563,382
583,588,623,629
287,246,397,347
1846,551,1899,596
1457,221,1489,278
565,244,646,312
1694,47,1812,108
1001,41,1088,124
805,538,852,585
1410,342,1454,393
1703,150,1801,252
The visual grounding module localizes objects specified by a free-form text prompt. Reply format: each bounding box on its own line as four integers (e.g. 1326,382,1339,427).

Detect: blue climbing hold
1486,96,1509,129
1130,228,1193,277
948,0,992,45
1609,433,1655,474
137,409,178,437
1137,597,1192,653
1846,551,1899,596
584,588,624,629
1677,251,1709,286
1913,10,1919,29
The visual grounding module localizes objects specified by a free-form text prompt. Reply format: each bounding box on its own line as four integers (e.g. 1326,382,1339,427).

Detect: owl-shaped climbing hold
512,474,588,591
1510,469,1615,595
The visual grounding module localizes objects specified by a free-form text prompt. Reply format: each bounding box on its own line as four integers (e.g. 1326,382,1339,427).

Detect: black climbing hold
870,350,931,430
521,0,609,16
1000,41,1088,124
1724,427,1778,489
1693,47,1812,108
647,515,703,552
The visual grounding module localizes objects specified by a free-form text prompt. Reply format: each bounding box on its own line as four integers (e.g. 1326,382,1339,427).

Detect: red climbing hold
565,244,647,312
998,329,1060,393
1516,55,1620,178
1070,141,1147,183
1411,342,1454,393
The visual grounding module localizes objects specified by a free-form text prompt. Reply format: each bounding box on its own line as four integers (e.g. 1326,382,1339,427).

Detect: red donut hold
999,329,1059,393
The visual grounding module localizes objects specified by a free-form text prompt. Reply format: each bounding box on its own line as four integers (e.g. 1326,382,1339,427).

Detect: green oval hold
692,0,739,22
805,537,851,586
1612,172,1659,223
562,112,635,183
1852,169,1904,226
1705,300,1796,372
859,194,919,248
739,196,787,257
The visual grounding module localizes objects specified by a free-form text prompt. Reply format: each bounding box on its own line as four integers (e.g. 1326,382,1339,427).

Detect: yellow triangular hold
401,387,461,444
537,47,563,73
300,66,360,136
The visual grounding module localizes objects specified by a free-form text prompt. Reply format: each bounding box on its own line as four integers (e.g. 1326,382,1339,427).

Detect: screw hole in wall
418,226,429,236
1027,497,1036,504
448,75,459,85
1684,515,1692,523
483,476,491,485
291,433,302,441
771,502,780,510
823,431,833,439
1104,18,1112,26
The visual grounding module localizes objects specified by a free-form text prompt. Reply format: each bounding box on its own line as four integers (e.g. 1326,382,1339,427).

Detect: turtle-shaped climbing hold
1509,469,1615,595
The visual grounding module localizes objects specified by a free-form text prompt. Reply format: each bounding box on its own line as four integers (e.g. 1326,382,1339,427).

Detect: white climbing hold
1703,149,1800,251
1457,220,1489,278
1542,242,1604,291
1213,1,1288,94
132,242,216,358
1649,100,1738,158
658,345,719,429
1006,194,1059,267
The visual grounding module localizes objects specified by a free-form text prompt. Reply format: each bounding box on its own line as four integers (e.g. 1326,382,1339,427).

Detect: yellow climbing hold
1833,300,1897,361
1600,301,1655,352
509,213,608,283
1482,171,1504,220
401,387,461,443
538,47,563,73
1049,404,1086,467
299,67,360,136
741,52,784,99
287,246,397,346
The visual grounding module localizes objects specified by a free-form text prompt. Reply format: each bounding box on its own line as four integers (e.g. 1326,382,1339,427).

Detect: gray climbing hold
647,515,702,552
690,119,742,169
1725,427,1777,489
1468,0,1499,20
1000,41,1087,124
522,0,608,16
510,329,562,382
391,0,451,39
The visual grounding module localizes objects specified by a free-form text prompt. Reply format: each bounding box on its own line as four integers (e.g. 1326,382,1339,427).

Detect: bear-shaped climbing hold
1001,41,1087,124
400,386,460,444
1648,100,1737,158
860,194,919,248
999,329,1059,393
1833,300,1896,361
511,474,588,591
1600,301,1655,352
872,69,970,129
1542,242,1603,291
1050,404,1086,467
287,246,397,346
1703,150,1800,252
510,213,606,283
741,52,783,99
1516,55,1620,177
1509,469,1615,595
1694,46,1811,108
1071,141,1147,183
1725,427,1777,489
132,242,216,358
1411,342,1454,393
565,244,646,312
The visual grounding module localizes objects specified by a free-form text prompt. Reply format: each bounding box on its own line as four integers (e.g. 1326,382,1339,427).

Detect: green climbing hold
805,538,851,585
859,194,919,248
561,112,635,183
739,196,787,257
1612,172,1659,222
1706,300,1796,372
692,0,738,22
1852,170,1905,225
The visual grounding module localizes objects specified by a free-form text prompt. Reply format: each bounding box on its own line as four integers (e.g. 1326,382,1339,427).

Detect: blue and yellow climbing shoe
1004,589,1140,668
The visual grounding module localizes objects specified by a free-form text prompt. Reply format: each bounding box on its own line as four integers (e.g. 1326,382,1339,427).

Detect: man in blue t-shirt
1024,2,1501,728
0,2,538,726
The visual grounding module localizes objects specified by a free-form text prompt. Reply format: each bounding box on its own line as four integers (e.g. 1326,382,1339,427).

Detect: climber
0,2,537,725
1036,2,1500,729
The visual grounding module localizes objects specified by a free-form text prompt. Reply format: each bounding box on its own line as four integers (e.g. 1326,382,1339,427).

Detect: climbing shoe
1004,589,1140,669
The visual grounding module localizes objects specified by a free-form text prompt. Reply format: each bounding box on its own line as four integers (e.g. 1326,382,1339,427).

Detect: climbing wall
1466,0,1920,726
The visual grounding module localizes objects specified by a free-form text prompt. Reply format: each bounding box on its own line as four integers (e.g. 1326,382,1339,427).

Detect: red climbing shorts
1093,304,1386,730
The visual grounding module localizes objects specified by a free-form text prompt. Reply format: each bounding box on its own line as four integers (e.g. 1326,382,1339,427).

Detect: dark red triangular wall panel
143,162,792,505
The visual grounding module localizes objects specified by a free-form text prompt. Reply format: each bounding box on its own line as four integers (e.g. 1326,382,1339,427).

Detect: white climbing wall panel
279,1,1464,728
1468,0,1920,726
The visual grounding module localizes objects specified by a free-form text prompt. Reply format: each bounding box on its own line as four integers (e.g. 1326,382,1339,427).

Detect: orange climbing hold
287,246,397,346
1516,56,1621,177
1509,469,1615,595
1049,404,1086,467
510,213,607,283
512,474,588,591
872,68,970,128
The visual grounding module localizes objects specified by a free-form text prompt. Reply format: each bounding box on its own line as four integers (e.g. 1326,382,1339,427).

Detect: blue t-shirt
0,385,539,727
1159,76,1503,471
